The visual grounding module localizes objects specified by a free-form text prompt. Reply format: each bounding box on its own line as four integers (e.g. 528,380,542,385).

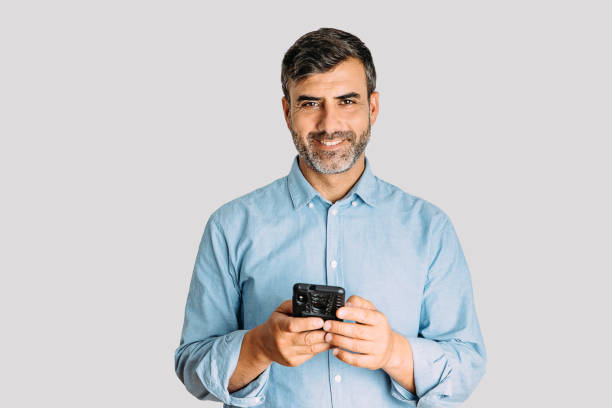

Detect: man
175,28,486,407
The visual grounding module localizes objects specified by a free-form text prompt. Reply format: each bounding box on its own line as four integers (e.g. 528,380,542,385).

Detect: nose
316,103,342,135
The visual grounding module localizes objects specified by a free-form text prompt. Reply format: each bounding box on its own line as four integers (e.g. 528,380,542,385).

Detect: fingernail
337,309,345,318
325,333,332,342
324,321,331,331
333,348,339,356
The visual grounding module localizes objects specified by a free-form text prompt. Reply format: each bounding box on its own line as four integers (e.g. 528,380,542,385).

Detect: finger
323,320,375,340
295,341,332,355
346,295,377,311
333,347,376,369
299,329,327,347
282,316,325,333
335,306,380,325
324,332,375,354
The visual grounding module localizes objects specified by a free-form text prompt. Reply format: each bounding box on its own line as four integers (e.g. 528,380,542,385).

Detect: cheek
291,116,316,136
341,107,369,125
346,116,369,134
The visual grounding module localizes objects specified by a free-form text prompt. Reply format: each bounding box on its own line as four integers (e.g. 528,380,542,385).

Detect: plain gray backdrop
1,1,610,406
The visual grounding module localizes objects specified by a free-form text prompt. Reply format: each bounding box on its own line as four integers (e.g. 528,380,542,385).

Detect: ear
282,96,291,129
368,91,380,126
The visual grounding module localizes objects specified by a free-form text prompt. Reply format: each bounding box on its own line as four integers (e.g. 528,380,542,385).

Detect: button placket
326,204,340,284
325,203,343,404
326,203,348,408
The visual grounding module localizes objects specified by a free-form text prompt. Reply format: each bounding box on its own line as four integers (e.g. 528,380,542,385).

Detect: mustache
308,130,355,141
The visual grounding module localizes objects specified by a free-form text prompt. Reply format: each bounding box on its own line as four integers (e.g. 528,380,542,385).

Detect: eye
341,99,355,105
301,101,318,108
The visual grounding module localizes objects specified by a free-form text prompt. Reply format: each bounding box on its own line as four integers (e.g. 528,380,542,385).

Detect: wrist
245,325,273,368
382,331,417,395
383,331,409,372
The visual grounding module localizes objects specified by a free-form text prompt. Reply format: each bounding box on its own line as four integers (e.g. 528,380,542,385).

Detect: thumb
346,295,377,310
275,299,293,315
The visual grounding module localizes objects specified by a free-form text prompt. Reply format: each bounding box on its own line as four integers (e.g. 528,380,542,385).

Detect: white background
1,1,610,406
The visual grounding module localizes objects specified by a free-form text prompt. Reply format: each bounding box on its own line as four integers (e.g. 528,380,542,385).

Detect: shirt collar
287,155,379,210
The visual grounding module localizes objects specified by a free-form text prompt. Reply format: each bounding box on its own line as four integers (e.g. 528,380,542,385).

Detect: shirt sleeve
392,214,487,407
174,217,271,407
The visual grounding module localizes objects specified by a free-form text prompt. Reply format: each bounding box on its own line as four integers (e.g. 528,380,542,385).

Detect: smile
317,139,343,146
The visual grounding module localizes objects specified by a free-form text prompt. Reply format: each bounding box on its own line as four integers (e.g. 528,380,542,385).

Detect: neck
298,155,366,203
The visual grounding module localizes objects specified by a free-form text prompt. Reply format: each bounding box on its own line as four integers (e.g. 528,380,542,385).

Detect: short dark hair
281,28,376,102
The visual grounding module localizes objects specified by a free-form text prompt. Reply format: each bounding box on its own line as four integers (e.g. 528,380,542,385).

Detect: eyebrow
296,92,361,102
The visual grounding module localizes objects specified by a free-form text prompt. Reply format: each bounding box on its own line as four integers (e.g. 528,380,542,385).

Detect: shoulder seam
425,212,451,284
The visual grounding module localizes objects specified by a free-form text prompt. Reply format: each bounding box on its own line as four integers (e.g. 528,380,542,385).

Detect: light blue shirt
175,156,486,407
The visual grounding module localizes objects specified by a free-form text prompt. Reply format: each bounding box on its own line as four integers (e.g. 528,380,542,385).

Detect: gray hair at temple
281,28,377,103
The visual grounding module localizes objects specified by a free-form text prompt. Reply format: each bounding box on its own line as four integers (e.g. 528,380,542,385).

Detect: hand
322,295,398,370
255,299,332,367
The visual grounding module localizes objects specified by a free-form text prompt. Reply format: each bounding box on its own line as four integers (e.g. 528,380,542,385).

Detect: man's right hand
252,299,332,367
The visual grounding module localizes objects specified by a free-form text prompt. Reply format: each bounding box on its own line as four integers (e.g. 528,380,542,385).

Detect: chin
311,158,355,175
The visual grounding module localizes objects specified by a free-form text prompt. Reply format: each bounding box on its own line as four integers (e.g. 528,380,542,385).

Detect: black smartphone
292,283,345,321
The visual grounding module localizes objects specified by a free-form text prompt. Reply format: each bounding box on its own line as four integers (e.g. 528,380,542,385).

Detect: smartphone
292,283,345,321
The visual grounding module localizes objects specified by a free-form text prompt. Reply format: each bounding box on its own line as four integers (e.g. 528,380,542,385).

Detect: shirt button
308,202,314,208
331,260,338,268
332,208,338,216
351,201,357,207
335,374,342,383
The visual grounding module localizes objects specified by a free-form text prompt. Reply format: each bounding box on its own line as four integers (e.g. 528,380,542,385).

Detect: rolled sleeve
174,216,271,407
198,330,270,406
390,376,418,405
406,214,487,406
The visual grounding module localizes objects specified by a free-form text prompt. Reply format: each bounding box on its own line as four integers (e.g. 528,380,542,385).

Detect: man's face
282,57,379,174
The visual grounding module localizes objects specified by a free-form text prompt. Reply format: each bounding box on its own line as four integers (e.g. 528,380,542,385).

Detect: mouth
314,138,346,149
319,139,343,146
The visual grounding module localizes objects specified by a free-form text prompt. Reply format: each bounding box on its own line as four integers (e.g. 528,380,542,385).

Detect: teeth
320,139,342,146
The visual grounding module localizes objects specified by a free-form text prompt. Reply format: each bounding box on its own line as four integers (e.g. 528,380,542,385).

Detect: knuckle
316,342,328,352
279,348,291,362
273,335,285,350
339,336,349,348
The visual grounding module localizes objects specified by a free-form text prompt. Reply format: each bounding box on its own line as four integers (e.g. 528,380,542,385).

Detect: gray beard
290,121,371,175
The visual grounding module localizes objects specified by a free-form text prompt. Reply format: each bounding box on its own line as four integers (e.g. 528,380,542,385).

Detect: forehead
290,57,367,98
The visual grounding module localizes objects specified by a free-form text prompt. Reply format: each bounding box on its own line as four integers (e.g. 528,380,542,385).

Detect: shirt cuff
406,337,453,399
197,329,270,407
389,376,418,405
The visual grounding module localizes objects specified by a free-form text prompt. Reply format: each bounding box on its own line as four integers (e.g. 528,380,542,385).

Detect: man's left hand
322,295,398,371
